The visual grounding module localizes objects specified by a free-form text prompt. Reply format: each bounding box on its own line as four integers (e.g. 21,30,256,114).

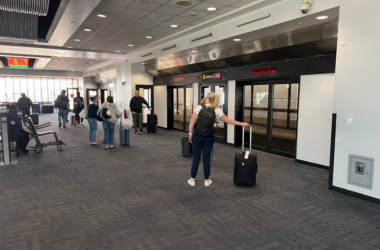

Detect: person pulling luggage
130,90,152,134
17,93,35,117
188,92,250,187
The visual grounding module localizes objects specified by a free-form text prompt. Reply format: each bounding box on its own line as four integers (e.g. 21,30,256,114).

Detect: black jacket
7,112,22,133
17,96,34,109
130,96,150,113
88,104,99,119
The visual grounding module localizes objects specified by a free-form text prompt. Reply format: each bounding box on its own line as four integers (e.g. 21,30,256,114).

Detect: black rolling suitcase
147,114,157,133
182,137,192,157
30,113,39,125
234,126,258,187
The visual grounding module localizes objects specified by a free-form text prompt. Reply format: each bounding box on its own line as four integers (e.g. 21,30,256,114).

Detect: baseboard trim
295,159,329,170
329,185,380,205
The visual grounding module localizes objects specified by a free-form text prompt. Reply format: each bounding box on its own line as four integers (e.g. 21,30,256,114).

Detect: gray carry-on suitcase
234,126,258,187
119,118,130,146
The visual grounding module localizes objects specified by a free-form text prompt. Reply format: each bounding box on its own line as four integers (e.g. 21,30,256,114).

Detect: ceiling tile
231,0,259,8
104,0,134,7
147,0,170,3
178,9,209,19
129,23,155,30
152,26,172,32
142,30,164,36
167,16,194,24
95,3,123,14
144,12,173,21
157,21,175,28
137,18,163,25
155,5,186,15
188,19,205,25
166,0,202,9
176,24,193,30
215,6,236,15
128,1,161,11
205,0,239,5
108,20,133,28
121,8,150,17
190,2,225,12
199,13,219,21
114,15,141,23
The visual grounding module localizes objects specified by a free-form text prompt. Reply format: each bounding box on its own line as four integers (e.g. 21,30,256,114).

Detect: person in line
74,92,85,126
55,90,70,128
188,92,250,187
7,105,30,153
88,96,99,146
97,96,122,150
17,93,35,117
130,90,152,134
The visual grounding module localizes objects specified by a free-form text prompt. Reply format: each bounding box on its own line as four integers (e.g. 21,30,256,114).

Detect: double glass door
243,79,299,158
137,85,153,124
200,83,227,144
173,86,193,132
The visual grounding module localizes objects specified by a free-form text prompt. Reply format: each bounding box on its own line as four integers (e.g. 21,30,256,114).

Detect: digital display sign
8,58,29,69
202,71,221,82
174,77,184,82
252,67,277,75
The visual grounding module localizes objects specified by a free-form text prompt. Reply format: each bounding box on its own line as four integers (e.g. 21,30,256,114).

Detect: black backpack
54,95,68,108
194,104,216,137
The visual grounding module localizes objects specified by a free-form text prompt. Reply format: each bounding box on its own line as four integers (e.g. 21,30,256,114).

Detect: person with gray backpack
187,92,249,187
54,90,70,128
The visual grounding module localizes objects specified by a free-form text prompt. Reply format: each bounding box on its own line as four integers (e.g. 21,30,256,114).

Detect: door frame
199,82,228,144
241,79,300,159
172,85,192,132
86,89,97,106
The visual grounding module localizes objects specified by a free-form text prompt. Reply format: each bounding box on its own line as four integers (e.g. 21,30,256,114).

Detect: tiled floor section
0,114,379,250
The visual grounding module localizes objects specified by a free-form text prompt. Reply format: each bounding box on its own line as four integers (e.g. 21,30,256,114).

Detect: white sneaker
188,179,195,187
205,180,212,187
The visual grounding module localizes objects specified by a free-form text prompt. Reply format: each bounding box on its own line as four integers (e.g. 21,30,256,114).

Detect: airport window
0,76,78,103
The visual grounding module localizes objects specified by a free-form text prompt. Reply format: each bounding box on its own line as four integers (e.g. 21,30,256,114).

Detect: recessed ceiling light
74,39,80,41
53,60,58,61
115,50,120,52
67,46,72,48
207,7,217,12
89,62,93,64
316,16,328,20
298,22,303,25
171,24,178,28
84,29,91,31
176,0,192,7
141,63,145,65
97,14,106,18
146,36,152,39
189,13,198,17
233,38,241,42
128,44,134,46
191,50,197,53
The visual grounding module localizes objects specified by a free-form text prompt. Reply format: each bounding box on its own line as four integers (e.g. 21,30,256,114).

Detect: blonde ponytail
201,92,220,110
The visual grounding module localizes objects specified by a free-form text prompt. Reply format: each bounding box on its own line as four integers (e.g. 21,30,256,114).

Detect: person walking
55,90,70,128
188,92,250,187
16,93,35,117
130,90,152,134
88,96,99,146
97,96,122,150
74,92,85,126
7,105,30,153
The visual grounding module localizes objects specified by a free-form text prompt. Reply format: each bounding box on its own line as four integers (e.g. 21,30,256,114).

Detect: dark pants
10,128,30,151
20,108,30,117
191,133,214,179
75,107,83,124
132,112,143,132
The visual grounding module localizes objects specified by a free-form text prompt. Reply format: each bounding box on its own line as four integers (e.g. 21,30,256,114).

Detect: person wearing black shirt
73,92,85,126
130,90,152,134
7,105,30,153
87,96,99,146
55,90,70,128
17,93,35,117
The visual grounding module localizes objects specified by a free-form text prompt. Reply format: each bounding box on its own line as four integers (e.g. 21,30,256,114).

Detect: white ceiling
43,56,114,71
63,0,261,54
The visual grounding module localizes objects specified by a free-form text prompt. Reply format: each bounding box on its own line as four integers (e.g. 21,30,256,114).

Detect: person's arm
143,98,152,110
188,112,198,143
29,98,35,110
129,98,134,111
220,114,250,126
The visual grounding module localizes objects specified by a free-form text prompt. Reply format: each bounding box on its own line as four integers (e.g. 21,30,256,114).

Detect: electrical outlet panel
347,154,374,190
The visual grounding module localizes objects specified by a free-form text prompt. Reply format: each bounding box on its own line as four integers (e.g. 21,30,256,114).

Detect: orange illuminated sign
8,58,29,68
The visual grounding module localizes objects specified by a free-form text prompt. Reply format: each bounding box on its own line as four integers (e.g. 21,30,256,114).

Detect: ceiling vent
161,45,176,51
237,14,271,27
191,33,212,42
141,53,152,57
176,1,193,7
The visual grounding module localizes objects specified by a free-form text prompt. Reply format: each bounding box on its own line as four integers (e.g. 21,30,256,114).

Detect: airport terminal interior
0,0,379,249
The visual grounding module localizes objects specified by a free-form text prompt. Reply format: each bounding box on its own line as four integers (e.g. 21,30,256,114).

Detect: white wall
154,86,167,128
131,64,153,91
333,0,380,198
227,80,236,144
297,74,335,167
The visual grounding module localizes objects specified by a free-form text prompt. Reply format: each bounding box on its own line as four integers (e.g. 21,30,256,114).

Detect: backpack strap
201,104,206,109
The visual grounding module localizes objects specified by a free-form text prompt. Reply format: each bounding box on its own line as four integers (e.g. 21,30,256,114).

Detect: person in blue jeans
188,92,250,187
87,96,99,146
56,90,70,128
97,96,122,150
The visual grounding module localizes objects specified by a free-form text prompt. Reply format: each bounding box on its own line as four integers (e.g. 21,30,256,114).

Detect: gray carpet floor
0,113,379,250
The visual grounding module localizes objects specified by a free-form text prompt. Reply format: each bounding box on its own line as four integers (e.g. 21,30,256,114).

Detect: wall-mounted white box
347,154,374,190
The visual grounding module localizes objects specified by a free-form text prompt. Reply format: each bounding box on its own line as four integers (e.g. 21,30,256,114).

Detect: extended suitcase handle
242,125,252,152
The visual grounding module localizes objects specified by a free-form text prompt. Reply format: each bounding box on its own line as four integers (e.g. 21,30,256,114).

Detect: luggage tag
244,151,250,159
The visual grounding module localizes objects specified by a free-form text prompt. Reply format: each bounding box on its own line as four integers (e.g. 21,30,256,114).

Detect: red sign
8,58,28,67
252,67,277,75
71,78,75,81
202,71,221,82
70,94,74,98
174,77,184,82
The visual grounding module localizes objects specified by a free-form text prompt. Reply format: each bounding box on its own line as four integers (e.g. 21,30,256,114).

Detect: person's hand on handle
149,108,152,110
189,134,193,143
241,122,250,127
